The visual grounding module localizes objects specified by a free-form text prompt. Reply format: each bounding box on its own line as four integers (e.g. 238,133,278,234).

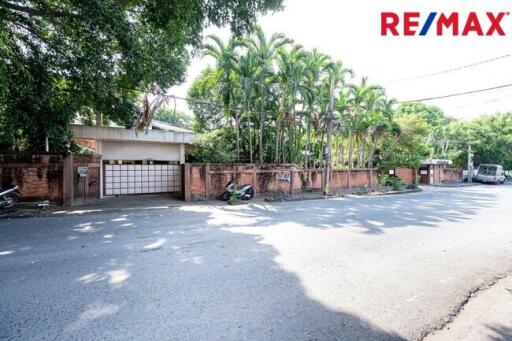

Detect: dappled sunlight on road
2,185,511,340
66,302,120,332
143,238,167,251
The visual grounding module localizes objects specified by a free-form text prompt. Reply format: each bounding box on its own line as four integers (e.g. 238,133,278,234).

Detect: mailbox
77,166,88,178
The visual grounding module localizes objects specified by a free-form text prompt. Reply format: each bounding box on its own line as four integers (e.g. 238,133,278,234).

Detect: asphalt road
1,185,511,340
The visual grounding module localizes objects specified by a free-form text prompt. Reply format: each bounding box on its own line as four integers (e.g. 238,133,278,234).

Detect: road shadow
0,209,404,340
487,324,512,340
210,186,498,235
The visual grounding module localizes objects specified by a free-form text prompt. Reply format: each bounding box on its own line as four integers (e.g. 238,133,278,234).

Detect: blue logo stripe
420,12,437,36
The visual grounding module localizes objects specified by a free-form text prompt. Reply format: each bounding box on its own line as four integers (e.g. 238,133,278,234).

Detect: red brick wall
73,154,101,204
184,164,377,201
0,153,102,204
395,168,416,185
441,168,462,183
0,154,64,203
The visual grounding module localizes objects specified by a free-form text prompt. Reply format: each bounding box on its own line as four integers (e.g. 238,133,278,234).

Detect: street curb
368,188,422,196
0,204,184,219
264,194,342,203
0,188,424,219
263,188,422,203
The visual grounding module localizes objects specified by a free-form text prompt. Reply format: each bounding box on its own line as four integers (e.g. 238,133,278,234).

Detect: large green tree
0,0,283,151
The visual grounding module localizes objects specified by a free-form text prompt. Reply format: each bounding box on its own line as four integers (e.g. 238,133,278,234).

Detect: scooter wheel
2,193,18,208
220,193,229,201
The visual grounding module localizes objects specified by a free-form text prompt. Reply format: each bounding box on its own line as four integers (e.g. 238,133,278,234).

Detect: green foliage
462,113,512,169
188,29,397,168
227,191,239,205
395,103,512,170
376,114,429,171
154,107,193,127
379,175,403,191
187,31,512,171
0,0,283,151
187,130,235,163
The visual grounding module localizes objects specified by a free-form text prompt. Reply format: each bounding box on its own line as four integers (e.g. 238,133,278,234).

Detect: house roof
421,159,453,165
150,120,193,133
70,123,193,144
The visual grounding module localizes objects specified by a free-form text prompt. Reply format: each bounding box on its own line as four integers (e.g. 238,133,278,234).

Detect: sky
168,0,512,120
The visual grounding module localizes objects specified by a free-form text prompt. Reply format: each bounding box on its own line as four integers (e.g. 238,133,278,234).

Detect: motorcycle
220,180,254,201
0,185,20,208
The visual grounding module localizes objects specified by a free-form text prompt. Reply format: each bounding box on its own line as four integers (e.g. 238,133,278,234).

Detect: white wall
100,141,182,162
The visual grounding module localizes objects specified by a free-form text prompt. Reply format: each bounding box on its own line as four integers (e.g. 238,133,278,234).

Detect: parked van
476,164,505,184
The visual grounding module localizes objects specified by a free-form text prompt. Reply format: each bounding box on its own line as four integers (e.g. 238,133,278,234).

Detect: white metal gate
104,163,180,196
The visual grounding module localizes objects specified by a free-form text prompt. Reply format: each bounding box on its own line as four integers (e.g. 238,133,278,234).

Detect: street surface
1,185,511,340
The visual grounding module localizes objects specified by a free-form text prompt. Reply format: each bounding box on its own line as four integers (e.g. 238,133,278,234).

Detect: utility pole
467,144,472,184
323,78,335,196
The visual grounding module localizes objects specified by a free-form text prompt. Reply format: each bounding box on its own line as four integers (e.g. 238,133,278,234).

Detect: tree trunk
357,136,365,168
340,142,345,168
348,132,354,169
259,99,265,164
235,111,240,162
368,147,376,168
274,120,280,164
306,121,311,169
247,111,253,163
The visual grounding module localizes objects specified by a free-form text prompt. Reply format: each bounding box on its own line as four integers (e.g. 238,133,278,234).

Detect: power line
398,82,512,104
386,53,512,83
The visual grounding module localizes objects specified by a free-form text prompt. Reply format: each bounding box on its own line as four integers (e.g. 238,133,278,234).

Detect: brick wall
395,168,417,185
183,164,377,201
0,153,102,205
441,168,463,183
72,154,101,204
0,154,64,203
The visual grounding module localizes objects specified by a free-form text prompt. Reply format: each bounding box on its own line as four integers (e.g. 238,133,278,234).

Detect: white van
476,164,505,184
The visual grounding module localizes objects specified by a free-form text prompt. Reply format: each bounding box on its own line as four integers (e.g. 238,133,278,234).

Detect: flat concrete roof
421,159,453,165
70,124,193,144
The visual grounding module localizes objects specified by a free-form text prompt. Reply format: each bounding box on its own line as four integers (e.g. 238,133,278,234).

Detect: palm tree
275,45,308,163
235,52,259,163
346,78,382,169
302,50,330,168
246,27,292,163
366,98,396,167
203,35,242,161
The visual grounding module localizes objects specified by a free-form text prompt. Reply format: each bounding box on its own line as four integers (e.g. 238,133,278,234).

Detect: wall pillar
182,164,191,201
204,164,210,200
96,141,103,199
62,153,74,207
179,144,185,165
289,170,294,196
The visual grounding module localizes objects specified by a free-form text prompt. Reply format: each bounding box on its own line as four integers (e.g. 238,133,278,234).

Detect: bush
186,130,235,163
379,175,403,191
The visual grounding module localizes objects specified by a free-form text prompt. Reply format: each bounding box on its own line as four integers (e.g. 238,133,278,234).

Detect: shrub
379,175,403,191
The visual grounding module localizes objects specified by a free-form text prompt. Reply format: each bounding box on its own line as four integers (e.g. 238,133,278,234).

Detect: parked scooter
220,180,254,201
0,185,20,208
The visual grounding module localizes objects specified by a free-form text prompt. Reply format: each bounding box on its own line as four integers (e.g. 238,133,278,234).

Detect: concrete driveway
1,185,511,340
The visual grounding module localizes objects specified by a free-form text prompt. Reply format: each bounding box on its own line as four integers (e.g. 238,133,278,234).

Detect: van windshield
479,166,497,176
487,166,497,175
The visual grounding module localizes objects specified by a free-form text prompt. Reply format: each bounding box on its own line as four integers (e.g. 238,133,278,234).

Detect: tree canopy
0,0,283,151
187,30,512,171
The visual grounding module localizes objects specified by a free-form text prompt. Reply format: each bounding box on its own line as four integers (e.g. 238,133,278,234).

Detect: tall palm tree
245,27,292,163
346,77,381,169
366,98,396,167
302,50,330,168
203,35,242,161
235,52,258,163
275,45,308,163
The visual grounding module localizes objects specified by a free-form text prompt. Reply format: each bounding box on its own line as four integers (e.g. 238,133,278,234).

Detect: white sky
168,0,512,120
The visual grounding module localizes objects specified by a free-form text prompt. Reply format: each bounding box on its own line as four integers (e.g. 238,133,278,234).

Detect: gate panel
105,163,180,196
